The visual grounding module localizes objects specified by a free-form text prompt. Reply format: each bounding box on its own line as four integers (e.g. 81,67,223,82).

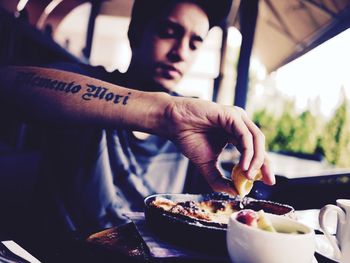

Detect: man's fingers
230,117,254,172
242,116,266,179
214,177,238,196
228,107,273,184
229,107,262,177
199,162,238,196
261,154,276,185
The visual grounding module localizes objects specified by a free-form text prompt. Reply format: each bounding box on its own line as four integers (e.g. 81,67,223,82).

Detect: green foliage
269,101,297,152
253,98,350,167
319,100,350,167
290,110,319,153
253,109,277,148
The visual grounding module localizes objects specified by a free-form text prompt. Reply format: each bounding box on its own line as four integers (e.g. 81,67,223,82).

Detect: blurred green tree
320,96,350,167
269,101,295,152
252,89,350,167
253,108,277,149
289,110,319,153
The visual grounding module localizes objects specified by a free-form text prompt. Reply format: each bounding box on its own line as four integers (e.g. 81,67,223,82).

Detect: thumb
197,161,238,196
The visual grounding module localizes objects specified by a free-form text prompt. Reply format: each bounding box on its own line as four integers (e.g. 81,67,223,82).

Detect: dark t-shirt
43,63,189,233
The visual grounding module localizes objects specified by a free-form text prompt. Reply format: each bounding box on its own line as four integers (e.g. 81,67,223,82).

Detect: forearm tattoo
14,71,131,105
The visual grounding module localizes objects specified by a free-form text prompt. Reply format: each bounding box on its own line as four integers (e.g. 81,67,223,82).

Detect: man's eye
190,42,198,51
157,26,176,38
190,40,202,51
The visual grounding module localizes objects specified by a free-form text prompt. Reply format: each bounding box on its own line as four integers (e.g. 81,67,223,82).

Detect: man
0,0,274,233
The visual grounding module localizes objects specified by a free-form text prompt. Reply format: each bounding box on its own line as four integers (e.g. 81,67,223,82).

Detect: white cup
319,199,350,263
227,211,315,263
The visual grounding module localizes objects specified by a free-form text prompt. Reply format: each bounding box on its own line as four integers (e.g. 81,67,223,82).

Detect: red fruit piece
236,209,259,227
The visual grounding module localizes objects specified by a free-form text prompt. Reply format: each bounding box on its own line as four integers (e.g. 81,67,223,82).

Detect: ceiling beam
301,0,337,17
264,0,300,44
275,3,350,72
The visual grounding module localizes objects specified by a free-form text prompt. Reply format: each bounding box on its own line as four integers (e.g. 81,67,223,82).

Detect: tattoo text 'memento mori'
14,71,131,105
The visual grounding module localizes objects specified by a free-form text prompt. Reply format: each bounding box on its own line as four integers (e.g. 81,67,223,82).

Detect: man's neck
124,65,169,93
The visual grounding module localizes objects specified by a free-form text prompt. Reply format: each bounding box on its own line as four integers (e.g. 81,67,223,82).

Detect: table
86,222,230,263
85,221,336,263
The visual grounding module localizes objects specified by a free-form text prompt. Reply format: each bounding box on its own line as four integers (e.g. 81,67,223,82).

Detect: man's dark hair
127,0,232,48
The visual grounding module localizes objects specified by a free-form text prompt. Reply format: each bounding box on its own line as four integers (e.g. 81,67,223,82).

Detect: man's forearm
0,66,172,135
0,66,276,194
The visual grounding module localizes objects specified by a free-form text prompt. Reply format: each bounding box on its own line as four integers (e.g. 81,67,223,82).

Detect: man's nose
168,39,190,62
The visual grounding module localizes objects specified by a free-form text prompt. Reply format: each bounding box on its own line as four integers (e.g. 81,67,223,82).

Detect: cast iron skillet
144,193,294,254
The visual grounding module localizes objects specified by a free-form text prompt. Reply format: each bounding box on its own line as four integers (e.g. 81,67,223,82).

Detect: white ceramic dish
227,211,316,263
315,234,339,262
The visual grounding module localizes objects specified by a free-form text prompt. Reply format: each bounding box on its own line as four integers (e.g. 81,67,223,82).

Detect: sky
275,28,350,118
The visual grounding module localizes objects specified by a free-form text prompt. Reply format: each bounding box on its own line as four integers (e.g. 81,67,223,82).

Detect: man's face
132,2,210,92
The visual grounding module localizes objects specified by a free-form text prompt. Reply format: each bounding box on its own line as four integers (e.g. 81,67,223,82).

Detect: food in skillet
150,196,239,225
148,195,294,228
231,164,262,197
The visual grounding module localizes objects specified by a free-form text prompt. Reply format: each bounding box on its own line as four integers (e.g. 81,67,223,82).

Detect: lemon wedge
231,164,262,197
257,210,276,232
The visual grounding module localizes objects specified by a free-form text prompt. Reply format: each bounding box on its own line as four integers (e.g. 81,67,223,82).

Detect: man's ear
127,21,143,49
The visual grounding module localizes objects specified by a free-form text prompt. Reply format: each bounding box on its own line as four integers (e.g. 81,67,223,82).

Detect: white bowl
227,211,315,263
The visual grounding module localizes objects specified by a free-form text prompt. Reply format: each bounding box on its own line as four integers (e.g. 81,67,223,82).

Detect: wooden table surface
85,222,230,263
85,221,336,263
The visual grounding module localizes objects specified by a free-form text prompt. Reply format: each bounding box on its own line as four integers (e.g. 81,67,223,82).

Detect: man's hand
0,66,274,196
164,97,275,195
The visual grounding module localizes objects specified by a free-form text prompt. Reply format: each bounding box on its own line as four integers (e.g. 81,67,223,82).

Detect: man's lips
158,64,182,79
